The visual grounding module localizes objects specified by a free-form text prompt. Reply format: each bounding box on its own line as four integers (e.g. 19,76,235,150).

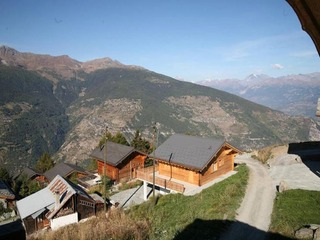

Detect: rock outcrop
295,225,320,240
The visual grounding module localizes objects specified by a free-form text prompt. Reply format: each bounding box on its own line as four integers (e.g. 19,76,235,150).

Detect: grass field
269,189,320,238
128,164,248,240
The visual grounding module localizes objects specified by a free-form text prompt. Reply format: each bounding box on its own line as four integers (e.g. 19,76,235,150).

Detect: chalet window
79,200,94,208
211,162,218,173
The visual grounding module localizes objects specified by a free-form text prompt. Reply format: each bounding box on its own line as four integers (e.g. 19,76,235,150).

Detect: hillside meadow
28,165,248,240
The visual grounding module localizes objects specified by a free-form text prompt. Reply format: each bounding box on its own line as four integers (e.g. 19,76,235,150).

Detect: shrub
251,146,274,164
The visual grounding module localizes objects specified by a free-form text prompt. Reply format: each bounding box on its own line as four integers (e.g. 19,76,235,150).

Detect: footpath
220,154,276,240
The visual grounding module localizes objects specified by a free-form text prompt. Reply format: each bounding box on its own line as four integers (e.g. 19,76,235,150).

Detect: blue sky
1,0,319,82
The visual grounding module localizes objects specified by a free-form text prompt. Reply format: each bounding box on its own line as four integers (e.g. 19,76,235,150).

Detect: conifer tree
131,130,151,154
0,166,11,186
99,131,129,147
35,152,54,173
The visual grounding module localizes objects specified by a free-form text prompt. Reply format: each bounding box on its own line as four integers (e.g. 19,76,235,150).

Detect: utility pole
152,122,158,202
103,126,108,213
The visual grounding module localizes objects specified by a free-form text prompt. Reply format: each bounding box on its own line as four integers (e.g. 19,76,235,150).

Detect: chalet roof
44,162,87,182
153,134,241,171
16,187,53,219
89,193,105,204
46,175,93,220
0,180,15,200
90,141,144,167
16,175,93,220
14,167,42,180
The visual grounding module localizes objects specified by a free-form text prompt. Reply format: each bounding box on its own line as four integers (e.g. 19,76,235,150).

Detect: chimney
54,189,60,210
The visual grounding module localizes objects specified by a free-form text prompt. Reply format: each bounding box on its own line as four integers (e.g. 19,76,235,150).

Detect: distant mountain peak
0,45,20,58
244,73,271,81
199,72,320,117
0,46,144,81
81,57,144,72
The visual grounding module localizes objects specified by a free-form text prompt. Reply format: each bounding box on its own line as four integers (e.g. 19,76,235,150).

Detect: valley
0,46,319,172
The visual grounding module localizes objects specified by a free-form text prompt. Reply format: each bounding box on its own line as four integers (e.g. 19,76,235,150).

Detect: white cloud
272,64,284,70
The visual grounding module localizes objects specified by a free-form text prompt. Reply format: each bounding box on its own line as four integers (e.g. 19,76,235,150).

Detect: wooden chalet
90,141,147,182
14,167,46,185
16,175,98,235
152,134,241,187
44,162,89,182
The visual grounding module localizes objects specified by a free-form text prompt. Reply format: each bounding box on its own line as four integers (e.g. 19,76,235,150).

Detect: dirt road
220,154,276,240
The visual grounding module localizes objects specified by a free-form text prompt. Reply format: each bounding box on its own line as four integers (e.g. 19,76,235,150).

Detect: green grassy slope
129,165,248,240
269,189,320,238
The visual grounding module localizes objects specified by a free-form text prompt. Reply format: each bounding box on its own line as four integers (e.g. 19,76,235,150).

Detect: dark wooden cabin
16,175,98,235
90,141,147,182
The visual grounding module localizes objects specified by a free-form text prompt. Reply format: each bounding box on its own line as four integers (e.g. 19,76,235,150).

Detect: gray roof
154,134,228,171
89,193,105,204
44,162,87,181
16,175,93,220
90,141,138,167
14,167,42,180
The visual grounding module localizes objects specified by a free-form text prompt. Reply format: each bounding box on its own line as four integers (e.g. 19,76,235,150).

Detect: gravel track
220,155,276,240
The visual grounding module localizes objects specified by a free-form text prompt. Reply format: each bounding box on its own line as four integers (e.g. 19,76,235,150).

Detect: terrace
136,166,237,197
136,166,185,194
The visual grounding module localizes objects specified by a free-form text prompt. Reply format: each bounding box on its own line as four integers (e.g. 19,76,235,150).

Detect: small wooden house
90,141,147,182
154,134,241,186
16,175,97,235
13,167,46,184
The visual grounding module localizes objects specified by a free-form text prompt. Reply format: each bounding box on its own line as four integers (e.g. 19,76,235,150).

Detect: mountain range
198,73,320,118
0,46,319,172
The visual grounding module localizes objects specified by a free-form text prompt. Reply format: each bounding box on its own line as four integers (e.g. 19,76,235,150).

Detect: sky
0,0,319,82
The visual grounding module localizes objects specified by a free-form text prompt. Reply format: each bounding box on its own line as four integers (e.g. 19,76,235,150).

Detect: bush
0,202,11,215
117,180,143,191
251,146,274,164
0,202,6,215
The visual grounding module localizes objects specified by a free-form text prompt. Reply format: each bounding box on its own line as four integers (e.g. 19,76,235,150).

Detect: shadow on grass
288,141,320,178
173,219,294,240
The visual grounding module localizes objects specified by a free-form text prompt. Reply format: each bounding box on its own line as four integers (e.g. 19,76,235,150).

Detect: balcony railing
136,167,185,193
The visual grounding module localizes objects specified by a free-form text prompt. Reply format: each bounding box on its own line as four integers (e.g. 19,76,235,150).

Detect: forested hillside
1,47,319,171
0,65,69,170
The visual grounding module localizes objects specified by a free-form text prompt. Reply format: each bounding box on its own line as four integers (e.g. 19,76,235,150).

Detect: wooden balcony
136,166,185,193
